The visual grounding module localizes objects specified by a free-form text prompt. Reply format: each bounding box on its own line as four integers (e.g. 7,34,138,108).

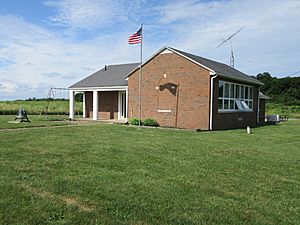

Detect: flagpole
138,23,143,128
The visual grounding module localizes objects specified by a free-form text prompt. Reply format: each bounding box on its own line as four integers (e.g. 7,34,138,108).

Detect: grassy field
0,119,299,224
0,100,82,115
266,102,300,118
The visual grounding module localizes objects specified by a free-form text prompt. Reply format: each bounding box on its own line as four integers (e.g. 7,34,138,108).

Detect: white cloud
43,0,144,30
0,0,300,100
0,79,18,94
44,0,119,29
0,14,142,100
157,0,300,76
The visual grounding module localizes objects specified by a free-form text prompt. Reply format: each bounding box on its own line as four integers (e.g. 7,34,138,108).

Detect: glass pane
218,99,223,110
224,83,229,98
241,100,250,110
224,99,229,109
230,84,234,98
234,101,238,110
249,87,253,99
245,87,249,99
249,101,253,109
235,100,244,110
218,81,224,97
235,85,240,98
241,86,245,99
230,100,235,109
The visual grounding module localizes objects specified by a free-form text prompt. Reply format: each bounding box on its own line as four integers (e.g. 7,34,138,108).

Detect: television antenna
217,27,243,68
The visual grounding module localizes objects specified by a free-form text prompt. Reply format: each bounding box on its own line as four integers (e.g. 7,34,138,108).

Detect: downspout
257,86,260,124
175,83,180,128
209,73,218,130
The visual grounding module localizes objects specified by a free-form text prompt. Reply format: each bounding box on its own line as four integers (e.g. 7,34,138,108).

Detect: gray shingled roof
259,92,270,99
169,47,263,85
69,63,139,88
71,46,263,88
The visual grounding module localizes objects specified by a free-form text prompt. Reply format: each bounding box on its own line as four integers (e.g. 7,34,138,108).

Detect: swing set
40,88,70,120
40,87,83,120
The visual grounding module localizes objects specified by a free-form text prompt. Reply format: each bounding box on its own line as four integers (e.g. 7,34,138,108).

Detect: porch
69,86,128,122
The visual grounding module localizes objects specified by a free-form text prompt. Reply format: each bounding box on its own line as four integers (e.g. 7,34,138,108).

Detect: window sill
218,110,253,113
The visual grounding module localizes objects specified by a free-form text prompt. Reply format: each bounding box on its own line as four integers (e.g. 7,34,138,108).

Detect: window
241,86,245,98
219,81,224,97
218,80,253,112
235,85,240,98
224,83,229,98
241,100,250,110
230,84,234,98
235,100,244,110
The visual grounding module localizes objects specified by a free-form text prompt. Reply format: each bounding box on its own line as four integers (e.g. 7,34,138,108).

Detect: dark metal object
15,108,30,123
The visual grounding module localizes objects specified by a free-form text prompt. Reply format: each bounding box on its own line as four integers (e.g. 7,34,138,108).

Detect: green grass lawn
0,120,299,225
0,115,71,129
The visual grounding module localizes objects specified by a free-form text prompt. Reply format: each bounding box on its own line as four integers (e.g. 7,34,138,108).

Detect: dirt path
20,183,95,212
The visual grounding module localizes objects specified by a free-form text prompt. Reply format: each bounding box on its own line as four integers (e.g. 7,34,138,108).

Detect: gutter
218,73,263,86
257,86,260,124
210,73,218,130
68,86,127,91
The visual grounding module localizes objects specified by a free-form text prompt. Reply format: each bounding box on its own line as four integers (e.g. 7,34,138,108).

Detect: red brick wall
85,91,92,118
128,52,211,130
85,91,118,119
212,77,260,130
99,91,118,119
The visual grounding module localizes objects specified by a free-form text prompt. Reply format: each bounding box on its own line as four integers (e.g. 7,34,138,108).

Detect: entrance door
120,92,126,119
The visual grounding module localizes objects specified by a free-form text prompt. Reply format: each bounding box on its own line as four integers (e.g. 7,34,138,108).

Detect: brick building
69,46,268,130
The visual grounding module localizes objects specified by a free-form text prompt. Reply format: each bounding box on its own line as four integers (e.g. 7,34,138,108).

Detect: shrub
129,118,142,126
143,118,159,127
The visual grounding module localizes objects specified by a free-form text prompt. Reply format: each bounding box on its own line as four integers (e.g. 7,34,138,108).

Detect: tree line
24,93,83,102
256,72,300,106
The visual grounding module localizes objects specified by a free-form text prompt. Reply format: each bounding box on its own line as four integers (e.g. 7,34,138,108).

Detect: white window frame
218,80,254,113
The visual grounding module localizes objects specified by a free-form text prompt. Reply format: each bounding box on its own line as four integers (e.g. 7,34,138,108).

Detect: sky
0,0,300,100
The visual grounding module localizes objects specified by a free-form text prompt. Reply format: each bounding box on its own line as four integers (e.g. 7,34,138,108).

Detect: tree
256,73,300,105
75,93,83,102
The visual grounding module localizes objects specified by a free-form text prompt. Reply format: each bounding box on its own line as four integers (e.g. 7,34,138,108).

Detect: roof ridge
107,62,139,67
168,46,229,68
69,63,139,88
167,46,263,85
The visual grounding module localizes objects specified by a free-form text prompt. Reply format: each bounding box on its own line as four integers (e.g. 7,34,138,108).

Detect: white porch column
118,91,121,120
69,90,75,120
125,87,129,122
82,92,86,118
93,90,98,120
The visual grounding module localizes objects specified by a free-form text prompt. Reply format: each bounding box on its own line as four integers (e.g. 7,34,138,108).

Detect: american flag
128,28,142,44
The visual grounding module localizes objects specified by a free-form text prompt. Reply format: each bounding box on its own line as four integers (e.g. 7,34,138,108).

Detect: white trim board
158,109,172,113
69,86,127,91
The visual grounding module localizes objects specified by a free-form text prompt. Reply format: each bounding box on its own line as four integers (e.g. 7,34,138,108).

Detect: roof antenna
217,27,243,68
104,65,107,71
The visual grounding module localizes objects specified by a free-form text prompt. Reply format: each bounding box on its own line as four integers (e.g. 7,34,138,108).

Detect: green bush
129,118,142,126
143,118,159,127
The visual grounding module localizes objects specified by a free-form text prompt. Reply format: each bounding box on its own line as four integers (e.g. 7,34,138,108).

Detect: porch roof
69,63,139,89
259,92,270,100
